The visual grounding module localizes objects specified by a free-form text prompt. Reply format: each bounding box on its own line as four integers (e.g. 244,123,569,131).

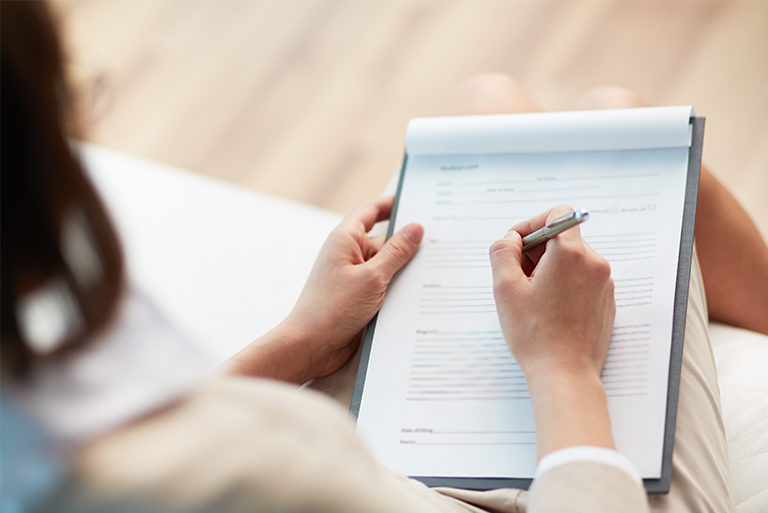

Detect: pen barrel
520,210,588,252
521,232,548,251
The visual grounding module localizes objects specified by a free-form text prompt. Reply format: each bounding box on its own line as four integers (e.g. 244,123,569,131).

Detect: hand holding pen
521,209,589,252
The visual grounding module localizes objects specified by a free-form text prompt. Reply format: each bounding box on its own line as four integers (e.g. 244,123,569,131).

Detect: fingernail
403,223,424,244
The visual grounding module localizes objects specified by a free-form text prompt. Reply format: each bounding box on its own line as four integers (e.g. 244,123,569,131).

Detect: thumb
489,230,527,290
368,223,424,281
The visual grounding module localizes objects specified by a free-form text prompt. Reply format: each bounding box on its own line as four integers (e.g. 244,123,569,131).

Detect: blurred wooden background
52,0,768,235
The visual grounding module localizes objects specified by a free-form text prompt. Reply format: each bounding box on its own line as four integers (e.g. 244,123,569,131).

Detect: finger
582,240,610,270
505,205,571,265
489,230,527,290
521,240,546,266
367,223,424,280
521,246,540,276
363,234,386,260
510,204,577,237
343,196,395,233
514,205,582,260
545,204,583,246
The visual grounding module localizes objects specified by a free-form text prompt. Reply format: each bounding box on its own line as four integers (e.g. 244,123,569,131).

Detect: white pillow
710,322,768,513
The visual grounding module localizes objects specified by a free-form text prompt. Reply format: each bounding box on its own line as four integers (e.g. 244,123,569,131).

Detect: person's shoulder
177,375,363,450
79,374,364,471
50,376,495,513
59,376,374,512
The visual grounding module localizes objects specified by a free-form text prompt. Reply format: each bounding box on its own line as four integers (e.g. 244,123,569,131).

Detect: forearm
695,166,768,334
222,320,313,385
525,362,615,459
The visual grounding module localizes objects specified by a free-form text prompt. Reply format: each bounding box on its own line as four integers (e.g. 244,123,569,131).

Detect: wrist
223,320,314,384
270,317,319,383
279,312,335,379
525,364,606,403
518,347,602,385
519,350,603,387
524,362,615,459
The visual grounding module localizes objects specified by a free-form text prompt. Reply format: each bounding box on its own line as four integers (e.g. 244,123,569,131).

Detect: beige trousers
310,248,734,513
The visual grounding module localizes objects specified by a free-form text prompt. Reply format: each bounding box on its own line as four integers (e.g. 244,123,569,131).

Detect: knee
458,73,525,98
442,73,540,115
571,86,647,110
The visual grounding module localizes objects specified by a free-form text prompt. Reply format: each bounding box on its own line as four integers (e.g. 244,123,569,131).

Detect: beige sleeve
526,462,648,513
54,376,485,513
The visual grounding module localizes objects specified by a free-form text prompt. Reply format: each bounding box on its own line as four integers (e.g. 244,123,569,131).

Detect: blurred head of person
1,1,124,378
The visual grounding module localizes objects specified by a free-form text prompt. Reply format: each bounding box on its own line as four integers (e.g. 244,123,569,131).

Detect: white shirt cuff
535,446,642,485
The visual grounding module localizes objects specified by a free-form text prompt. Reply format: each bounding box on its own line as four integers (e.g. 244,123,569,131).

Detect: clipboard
350,115,705,494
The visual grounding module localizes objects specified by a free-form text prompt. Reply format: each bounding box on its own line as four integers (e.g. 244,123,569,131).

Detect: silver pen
521,209,589,252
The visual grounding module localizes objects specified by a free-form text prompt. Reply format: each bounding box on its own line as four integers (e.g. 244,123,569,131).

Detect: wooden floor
53,0,768,235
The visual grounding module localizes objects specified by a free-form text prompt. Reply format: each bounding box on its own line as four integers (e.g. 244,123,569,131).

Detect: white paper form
355,107,693,479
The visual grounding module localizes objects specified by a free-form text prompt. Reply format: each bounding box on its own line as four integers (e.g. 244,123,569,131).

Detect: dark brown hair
1,2,124,377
